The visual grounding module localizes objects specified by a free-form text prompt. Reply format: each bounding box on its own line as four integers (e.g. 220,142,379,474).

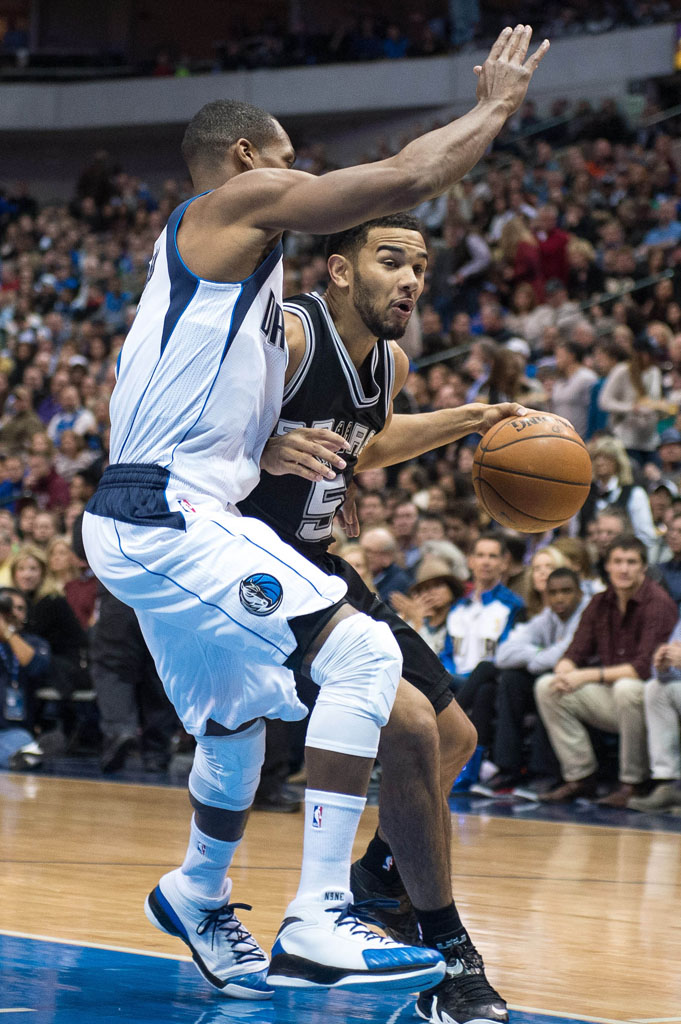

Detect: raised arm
213,26,549,237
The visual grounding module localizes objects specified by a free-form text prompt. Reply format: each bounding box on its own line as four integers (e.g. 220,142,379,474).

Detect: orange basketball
472,413,592,533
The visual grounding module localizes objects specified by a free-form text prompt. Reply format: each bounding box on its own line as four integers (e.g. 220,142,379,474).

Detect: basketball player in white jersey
82,25,548,1002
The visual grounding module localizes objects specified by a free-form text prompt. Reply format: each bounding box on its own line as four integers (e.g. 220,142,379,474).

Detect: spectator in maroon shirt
23,453,70,511
535,535,678,807
534,204,570,284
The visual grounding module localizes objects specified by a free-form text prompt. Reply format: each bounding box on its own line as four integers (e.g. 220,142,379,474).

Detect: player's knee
189,720,266,813
310,613,402,727
380,687,439,772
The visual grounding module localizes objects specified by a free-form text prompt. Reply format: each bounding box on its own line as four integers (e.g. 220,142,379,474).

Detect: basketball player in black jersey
241,214,534,1024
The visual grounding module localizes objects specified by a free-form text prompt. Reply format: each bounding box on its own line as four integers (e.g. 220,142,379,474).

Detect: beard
353,273,409,339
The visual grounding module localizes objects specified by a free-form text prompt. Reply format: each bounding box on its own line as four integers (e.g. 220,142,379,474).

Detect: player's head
324,214,427,340
181,100,294,188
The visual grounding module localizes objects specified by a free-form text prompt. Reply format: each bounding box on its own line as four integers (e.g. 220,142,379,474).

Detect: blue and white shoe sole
267,954,446,992
144,886,274,1000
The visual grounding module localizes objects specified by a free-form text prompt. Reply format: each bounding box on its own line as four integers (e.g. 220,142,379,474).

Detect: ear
327,254,351,290
233,138,256,171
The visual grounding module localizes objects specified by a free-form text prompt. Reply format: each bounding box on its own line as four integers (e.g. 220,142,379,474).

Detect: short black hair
604,533,647,565
325,213,423,263
547,567,580,589
181,100,280,172
474,531,508,556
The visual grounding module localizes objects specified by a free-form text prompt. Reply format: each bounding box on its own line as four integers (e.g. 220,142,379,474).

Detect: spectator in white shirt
46,386,95,444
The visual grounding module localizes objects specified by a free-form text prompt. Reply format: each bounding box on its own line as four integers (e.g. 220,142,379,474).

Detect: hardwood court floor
1,772,680,1022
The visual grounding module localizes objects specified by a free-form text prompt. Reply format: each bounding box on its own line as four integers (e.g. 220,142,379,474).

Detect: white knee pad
189,719,266,812
306,613,402,759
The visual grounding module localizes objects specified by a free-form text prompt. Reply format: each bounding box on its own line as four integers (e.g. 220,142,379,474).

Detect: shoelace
196,902,267,964
326,898,401,943
443,942,504,1004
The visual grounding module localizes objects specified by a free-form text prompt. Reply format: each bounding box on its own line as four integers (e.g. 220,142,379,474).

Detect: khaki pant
644,678,681,780
534,675,648,784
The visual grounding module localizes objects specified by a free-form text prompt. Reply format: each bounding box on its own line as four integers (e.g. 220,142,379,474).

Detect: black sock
414,902,466,951
358,830,403,890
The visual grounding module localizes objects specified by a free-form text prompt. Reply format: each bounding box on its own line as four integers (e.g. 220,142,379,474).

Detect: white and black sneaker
416,933,508,1024
145,869,273,999
268,888,445,992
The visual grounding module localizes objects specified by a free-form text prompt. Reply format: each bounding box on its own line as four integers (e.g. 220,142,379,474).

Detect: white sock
177,815,240,901
295,788,366,903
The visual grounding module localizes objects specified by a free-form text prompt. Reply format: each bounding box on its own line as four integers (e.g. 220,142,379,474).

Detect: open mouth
391,299,414,316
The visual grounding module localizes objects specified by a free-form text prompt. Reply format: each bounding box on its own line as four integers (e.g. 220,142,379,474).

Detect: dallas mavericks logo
239,573,283,616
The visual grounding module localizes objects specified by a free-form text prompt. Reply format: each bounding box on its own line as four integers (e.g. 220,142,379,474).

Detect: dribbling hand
474,25,550,116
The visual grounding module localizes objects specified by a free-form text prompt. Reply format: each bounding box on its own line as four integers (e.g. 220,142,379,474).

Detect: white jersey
109,194,286,508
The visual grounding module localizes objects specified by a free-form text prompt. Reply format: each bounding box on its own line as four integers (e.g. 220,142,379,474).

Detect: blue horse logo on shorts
239,573,283,616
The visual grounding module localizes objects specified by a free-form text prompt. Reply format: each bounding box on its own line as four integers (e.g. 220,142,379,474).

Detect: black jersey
239,291,394,559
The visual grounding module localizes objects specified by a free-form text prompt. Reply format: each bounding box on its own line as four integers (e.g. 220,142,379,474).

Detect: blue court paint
0,934,611,1024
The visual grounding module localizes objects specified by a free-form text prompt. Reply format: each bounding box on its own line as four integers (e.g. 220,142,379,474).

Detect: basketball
472,413,592,533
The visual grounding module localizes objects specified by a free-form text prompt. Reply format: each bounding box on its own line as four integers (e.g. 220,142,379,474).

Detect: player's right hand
474,25,549,116
260,427,351,482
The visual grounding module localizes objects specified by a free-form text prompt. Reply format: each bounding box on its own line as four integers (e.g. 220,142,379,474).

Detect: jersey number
296,477,347,543
261,291,285,350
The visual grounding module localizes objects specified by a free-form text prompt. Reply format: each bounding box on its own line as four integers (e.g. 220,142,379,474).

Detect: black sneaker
416,933,508,1024
349,860,420,945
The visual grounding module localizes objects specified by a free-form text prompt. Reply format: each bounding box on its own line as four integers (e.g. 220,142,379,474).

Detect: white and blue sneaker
267,889,445,992
144,870,273,999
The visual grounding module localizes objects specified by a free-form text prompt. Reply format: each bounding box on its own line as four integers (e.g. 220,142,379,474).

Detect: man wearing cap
654,427,681,493
655,512,681,608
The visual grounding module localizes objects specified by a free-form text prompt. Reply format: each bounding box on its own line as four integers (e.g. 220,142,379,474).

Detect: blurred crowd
1,93,681,815
2,1,680,78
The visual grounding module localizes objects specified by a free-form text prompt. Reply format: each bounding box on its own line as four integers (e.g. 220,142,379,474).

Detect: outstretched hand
474,24,550,116
260,427,350,482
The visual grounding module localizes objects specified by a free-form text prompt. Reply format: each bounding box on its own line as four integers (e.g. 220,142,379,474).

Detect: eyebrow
377,244,429,262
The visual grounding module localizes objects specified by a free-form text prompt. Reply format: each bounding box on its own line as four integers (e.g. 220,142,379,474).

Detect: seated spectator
580,437,656,552
548,340,598,438
0,586,51,771
0,528,16,587
654,513,681,608
505,282,553,346
641,200,681,251
443,533,524,769
30,510,58,550
487,568,589,792
0,386,43,453
10,544,89,701
46,536,77,589
334,541,375,593
598,337,673,464
46,385,96,444
498,216,544,300
475,347,544,406
54,429,97,481
586,339,627,440
515,545,568,617
646,428,681,494
534,204,570,283
628,622,681,813
23,451,70,511
391,555,462,657
0,455,26,515
356,488,388,529
535,535,678,806
389,499,421,569
551,535,605,598
359,527,412,603
443,532,524,684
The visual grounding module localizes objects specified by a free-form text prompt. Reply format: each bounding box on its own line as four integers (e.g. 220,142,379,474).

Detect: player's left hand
475,403,573,436
261,427,350,482
337,481,360,538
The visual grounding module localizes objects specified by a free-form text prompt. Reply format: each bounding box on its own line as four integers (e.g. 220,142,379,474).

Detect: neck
323,290,379,369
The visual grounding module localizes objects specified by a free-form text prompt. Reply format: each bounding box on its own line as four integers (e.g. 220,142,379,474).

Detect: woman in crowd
515,545,568,618
10,544,88,697
598,336,675,463
579,435,656,550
